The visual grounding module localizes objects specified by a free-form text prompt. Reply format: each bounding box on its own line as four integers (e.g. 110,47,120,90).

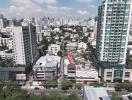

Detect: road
58,57,64,87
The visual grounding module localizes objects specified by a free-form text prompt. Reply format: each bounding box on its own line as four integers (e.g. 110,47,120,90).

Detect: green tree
65,93,80,100
42,81,58,89
75,83,82,89
29,94,41,100
57,51,63,57
61,80,73,90
111,93,120,100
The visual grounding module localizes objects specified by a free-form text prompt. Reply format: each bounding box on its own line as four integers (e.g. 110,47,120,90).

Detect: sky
0,0,101,19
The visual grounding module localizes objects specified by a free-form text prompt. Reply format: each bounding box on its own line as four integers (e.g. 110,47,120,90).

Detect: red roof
67,52,75,64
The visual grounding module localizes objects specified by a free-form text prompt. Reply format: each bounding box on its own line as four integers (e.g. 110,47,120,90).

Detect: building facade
33,55,60,81
96,0,132,64
12,22,38,65
48,44,60,55
96,0,132,82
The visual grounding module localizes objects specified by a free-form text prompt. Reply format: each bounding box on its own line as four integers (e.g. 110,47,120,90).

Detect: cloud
33,0,57,4
47,5,71,11
77,10,88,15
0,0,73,18
76,0,92,3
0,0,96,18
0,0,44,18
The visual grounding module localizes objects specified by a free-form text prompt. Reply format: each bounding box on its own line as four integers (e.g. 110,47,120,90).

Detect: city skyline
0,0,100,18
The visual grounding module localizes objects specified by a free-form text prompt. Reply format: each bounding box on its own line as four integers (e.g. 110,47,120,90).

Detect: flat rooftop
34,55,61,68
84,86,111,100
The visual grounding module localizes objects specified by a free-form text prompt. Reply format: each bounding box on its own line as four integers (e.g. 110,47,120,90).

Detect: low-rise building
66,42,77,51
78,42,87,51
0,67,26,81
66,64,76,82
104,66,132,82
0,51,13,59
33,55,61,81
76,65,99,84
48,44,60,55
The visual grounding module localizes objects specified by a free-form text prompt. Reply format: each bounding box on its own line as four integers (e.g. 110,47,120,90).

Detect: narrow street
58,58,64,87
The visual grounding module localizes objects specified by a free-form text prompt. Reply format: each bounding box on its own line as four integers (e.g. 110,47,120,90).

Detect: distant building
78,42,87,51
0,51,13,59
66,64,76,82
33,55,61,81
48,44,60,55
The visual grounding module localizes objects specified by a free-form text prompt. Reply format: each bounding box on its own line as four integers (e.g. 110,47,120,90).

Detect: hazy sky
0,0,101,18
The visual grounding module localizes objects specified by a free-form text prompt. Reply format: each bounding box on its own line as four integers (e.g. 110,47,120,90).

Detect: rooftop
34,54,61,68
84,86,111,100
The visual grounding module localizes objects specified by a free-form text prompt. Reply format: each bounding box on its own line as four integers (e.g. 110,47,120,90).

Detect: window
107,72,112,77
125,72,130,78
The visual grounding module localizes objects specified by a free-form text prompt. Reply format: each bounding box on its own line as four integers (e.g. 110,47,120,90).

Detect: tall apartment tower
12,22,38,65
96,0,132,82
97,0,132,65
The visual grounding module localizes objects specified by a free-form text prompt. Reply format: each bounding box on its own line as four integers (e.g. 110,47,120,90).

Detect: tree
61,80,73,90
65,93,80,100
111,93,120,100
75,83,82,89
42,81,58,89
57,51,63,57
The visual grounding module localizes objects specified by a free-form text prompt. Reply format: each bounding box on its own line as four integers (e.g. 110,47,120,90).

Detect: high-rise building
96,0,132,82
12,22,38,65
97,0,132,65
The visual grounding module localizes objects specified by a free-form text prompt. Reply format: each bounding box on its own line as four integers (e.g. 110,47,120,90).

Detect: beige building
104,68,132,82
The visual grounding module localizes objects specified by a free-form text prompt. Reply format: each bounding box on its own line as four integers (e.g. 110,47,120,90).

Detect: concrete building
33,55,61,81
66,64,76,81
48,44,60,55
76,65,99,84
96,0,132,64
0,51,13,59
77,42,87,51
104,66,132,82
0,67,26,81
96,0,132,82
12,22,38,65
